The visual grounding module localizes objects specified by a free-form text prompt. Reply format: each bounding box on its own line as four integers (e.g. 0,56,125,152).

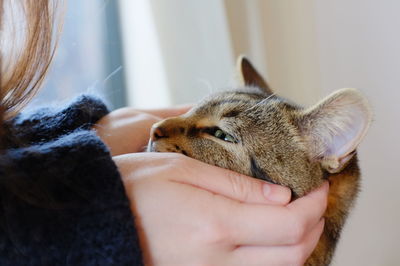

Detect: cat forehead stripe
208,98,248,108
222,109,240,118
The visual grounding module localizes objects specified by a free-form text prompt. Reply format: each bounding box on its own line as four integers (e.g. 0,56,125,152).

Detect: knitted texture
0,96,143,265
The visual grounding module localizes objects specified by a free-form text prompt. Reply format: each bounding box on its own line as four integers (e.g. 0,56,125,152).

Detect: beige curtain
119,0,235,108
119,0,322,107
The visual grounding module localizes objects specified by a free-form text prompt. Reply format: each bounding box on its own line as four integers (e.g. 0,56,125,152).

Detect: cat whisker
102,65,123,85
243,93,276,113
196,78,215,94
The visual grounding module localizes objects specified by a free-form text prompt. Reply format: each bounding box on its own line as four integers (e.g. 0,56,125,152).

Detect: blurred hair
0,1,83,211
0,0,63,142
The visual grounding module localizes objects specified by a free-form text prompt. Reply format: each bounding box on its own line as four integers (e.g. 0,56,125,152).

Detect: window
28,0,126,110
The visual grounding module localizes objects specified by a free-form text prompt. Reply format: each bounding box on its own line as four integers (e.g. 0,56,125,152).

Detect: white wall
261,1,400,265
314,1,400,265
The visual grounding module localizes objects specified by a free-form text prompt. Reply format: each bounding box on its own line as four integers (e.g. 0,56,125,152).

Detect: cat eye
205,127,237,143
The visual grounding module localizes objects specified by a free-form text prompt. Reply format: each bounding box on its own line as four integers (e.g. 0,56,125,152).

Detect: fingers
231,218,325,266
172,155,291,206
138,104,193,118
226,182,328,246
94,110,161,155
116,153,327,246
116,152,328,265
100,107,162,120
287,182,329,229
101,105,192,122
117,152,291,205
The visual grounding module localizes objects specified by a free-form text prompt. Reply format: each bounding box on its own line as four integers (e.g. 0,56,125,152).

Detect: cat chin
147,139,190,157
147,139,168,153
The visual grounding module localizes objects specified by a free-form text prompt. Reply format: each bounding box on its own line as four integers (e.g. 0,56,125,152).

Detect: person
0,1,329,265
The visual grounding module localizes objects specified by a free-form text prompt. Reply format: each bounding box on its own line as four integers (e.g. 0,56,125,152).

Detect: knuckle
227,171,252,202
110,107,132,117
135,112,159,123
287,215,307,244
288,245,308,266
197,217,231,245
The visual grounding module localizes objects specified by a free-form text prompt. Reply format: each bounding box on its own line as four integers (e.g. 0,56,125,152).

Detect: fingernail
263,183,288,203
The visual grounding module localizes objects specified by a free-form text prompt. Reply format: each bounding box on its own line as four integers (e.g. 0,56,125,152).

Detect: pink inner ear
328,112,366,158
302,88,372,161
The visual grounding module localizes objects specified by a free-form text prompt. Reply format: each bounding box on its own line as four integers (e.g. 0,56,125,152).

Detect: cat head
148,57,372,196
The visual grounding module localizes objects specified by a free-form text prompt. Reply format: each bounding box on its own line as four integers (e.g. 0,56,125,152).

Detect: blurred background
34,1,398,265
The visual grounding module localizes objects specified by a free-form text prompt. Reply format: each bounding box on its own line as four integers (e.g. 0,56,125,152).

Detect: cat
147,56,372,265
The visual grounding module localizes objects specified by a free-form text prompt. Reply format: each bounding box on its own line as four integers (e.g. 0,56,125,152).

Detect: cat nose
150,125,169,141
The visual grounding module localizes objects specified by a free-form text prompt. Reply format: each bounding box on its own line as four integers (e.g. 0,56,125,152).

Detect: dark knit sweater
0,96,143,265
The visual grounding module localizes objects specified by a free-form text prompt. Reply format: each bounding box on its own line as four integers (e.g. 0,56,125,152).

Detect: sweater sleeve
0,130,143,266
5,95,109,145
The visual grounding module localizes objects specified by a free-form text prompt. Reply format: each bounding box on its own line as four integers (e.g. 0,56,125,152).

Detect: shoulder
5,95,110,146
16,94,109,126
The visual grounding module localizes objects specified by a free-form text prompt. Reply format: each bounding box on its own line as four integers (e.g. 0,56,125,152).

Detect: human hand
94,105,191,156
115,152,328,266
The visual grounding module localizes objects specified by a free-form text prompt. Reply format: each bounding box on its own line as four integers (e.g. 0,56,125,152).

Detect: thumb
177,156,291,205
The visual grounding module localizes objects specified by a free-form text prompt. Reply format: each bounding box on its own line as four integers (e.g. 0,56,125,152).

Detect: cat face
148,89,323,196
148,57,372,197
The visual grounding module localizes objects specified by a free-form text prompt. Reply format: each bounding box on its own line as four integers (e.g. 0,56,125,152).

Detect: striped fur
148,58,371,265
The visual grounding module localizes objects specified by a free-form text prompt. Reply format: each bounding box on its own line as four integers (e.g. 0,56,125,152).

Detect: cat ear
297,88,372,173
237,55,273,94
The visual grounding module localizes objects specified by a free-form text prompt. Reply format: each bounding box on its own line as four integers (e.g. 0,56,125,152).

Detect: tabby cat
147,57,372,265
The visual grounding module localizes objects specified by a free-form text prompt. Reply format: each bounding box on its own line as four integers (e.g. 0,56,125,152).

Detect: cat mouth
147,140,189,156
147,139,172,153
